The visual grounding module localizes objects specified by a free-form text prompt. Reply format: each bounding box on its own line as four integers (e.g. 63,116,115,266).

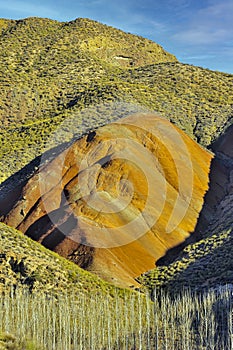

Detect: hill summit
0,17,232,185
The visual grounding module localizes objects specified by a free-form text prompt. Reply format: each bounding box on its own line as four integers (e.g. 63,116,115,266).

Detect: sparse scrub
0,18,232,182
0,331,40,350
140,229,233,293
1,224,232,349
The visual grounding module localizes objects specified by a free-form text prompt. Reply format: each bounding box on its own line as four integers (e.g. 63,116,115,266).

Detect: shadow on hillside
0,141,71,216
212,293,232,348
157,124,233,267
162,227,232,289
193,284,232,348
0,125,99,216
156,159,226,266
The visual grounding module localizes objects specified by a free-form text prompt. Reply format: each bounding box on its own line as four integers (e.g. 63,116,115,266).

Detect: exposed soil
0,113,213,287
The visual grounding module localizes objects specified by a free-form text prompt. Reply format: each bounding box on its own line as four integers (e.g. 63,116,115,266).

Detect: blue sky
0,0,232,73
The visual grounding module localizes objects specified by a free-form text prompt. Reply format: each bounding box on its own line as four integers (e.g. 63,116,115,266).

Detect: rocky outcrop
1,113,213,287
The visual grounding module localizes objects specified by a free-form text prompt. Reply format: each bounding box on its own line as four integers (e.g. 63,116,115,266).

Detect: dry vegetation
1,211,233,349
0,17,233,349
120,63,233,144
0,331,39,350
140,229,233,293
0,285,232,349
0,17,232,182
0,223,128,297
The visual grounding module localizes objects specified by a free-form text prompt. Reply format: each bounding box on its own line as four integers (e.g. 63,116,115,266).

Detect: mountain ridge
0,18,232,184
0,16,232,293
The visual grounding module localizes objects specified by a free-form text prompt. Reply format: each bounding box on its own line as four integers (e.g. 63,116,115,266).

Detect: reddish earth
1,114,213,287
156,124,233,267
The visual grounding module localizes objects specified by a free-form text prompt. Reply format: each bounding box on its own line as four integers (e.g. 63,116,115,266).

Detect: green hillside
0,222,126,296
0,17,232,183
140,227,233,293
119,63,233,144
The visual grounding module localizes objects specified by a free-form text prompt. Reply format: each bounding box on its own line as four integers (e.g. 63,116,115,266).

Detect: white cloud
173,28,230,45
202,0,233,18
181,54,216,60
172,0,233,46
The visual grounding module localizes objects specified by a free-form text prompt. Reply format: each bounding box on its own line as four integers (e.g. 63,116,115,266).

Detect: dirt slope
140,125,233,292
1,113,213,287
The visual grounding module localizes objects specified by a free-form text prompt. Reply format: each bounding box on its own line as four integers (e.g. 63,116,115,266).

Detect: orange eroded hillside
2,113,213,287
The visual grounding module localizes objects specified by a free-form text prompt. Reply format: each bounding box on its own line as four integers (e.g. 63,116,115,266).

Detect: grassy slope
0,17,232,183
0,17,176,183
0,222,128,297
140,228,233,293
0,332,40,350
119,63,233,144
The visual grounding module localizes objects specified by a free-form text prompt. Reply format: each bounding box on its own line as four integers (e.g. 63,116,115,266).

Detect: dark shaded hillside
140,125,233,292
0,17,232,184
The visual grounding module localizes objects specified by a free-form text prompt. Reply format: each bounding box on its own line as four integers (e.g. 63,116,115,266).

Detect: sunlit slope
140,125,233,292
0,17,232,183
2,114,213,287
0,222,125,296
